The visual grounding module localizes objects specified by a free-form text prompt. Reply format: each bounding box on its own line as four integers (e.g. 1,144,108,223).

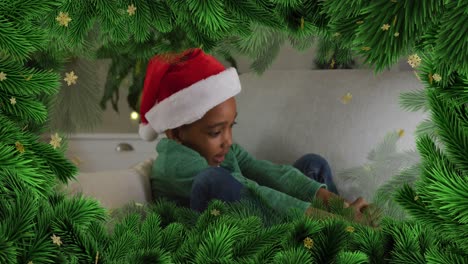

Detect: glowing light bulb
130,111,139,120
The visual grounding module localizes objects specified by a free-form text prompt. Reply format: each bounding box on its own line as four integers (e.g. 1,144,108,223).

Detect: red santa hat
139,48,241,141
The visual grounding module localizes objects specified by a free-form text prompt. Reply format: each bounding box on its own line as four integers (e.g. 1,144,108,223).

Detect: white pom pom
139,123,158,141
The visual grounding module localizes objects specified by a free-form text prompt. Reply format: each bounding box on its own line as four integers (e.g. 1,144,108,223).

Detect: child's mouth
213,154,225,164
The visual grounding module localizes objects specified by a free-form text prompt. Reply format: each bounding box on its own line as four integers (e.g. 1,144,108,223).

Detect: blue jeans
190,153,339,212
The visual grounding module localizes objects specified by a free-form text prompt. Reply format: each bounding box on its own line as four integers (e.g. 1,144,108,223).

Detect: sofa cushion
66,166,152,209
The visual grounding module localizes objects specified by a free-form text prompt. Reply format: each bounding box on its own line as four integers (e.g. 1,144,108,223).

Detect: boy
139,48,368,220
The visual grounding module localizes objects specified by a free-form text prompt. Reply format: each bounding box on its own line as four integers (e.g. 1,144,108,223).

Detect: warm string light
130,111,140,120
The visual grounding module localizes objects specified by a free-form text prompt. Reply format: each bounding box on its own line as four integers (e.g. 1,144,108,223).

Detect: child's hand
346,197,369,221
346,198,381,227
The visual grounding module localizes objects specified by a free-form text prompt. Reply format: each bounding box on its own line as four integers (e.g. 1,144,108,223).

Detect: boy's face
167,97,237,166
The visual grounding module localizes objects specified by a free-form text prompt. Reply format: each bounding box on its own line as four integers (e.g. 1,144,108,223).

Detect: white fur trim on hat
139,123,158,141
145,67,241,133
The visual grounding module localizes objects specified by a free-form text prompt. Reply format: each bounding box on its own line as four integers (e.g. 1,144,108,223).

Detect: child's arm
233,143,369,215
233,143,326,203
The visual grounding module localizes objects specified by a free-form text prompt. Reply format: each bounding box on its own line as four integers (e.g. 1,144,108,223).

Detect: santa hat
139,48,241,141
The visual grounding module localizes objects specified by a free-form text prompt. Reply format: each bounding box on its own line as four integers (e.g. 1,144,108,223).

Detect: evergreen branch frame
0,0,467,262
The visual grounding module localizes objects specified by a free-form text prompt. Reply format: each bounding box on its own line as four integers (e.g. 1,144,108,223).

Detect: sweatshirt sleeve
239,177,312,214
233,144,326,204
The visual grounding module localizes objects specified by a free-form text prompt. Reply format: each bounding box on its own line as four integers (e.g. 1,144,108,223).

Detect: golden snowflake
381,24,390,31
25,74,33,81
71,156,82,166
361,46,371,51
432,73,442,82
127,4,137,16
51,234,63,246
0,71,7,81
398,129,405,138
303,237,314,249
413,71,421,81
345,226,355,233
10,97,16,105
407,54,421,68
340,92,353,104
363,164,372,172
64,71,78,86
15,141,25,154
56,12,72,27
210,209,221,216
50,133,62,149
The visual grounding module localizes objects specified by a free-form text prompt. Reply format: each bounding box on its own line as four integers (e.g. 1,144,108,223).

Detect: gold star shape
345,226,355,233
381,24,390,31
432,73,442,82
428,73,435,84
10,97,17,105
363,164,372,172
407,54,421,68
394,32,400,37
56,12,72,27
398,129,405,138
413,71,421,81
64,71,78,86
71,156,82,166
340,92,353,104
16,141,25,154
210,209,220,216
0,71,7,81
50,133,62,149
303,237,314,249
127,4,137,16
361,46,371,51
51,234,63,246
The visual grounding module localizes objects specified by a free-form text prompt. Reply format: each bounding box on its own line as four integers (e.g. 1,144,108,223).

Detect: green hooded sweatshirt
151,138,326,214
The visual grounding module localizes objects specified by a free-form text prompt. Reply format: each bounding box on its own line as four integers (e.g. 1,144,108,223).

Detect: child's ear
165,129,181,143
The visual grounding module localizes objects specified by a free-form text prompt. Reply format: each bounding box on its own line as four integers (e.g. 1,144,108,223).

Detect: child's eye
208,131,221,137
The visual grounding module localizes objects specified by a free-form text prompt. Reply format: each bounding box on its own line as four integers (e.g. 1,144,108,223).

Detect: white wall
234,69,424,166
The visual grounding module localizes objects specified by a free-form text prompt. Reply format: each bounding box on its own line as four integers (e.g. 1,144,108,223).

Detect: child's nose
222,130,233,148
